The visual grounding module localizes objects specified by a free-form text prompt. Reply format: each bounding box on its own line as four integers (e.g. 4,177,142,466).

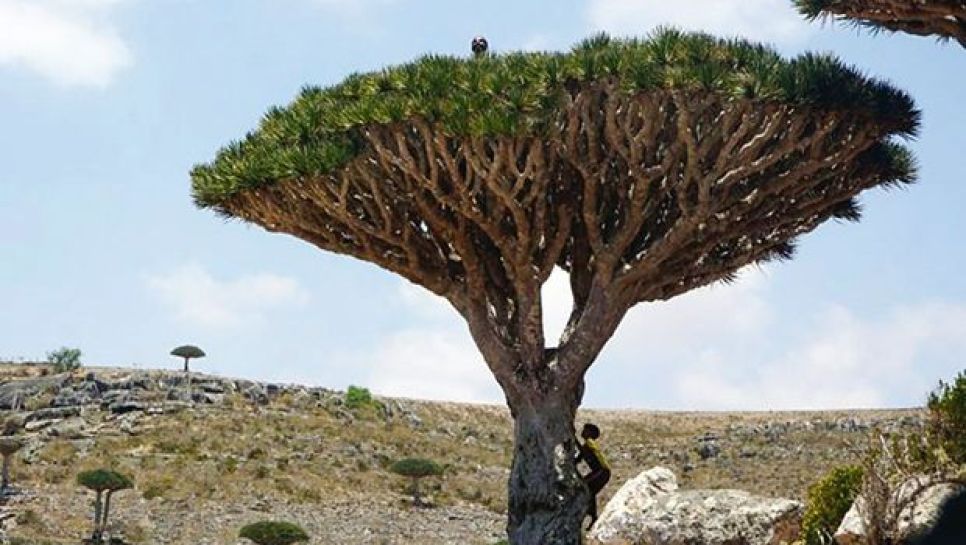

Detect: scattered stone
48,419,87,439
24,419,60,432
109,401,147,414
52,387,93,407
25,406,80,423
697,435,721,460
167,389,192,402
196,382,225,394
0,375,68,410
192,391,224,405
242,385,269,405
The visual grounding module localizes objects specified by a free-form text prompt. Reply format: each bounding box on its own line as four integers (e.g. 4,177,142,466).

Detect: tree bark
1,454,9,492
92,489,103,543
411,476,422,507
506,394,588,545
101,490,113,540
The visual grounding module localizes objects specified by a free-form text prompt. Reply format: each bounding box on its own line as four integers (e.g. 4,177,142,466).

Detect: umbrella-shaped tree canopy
191,29,919,544
77,469,134,492
170,345,206,372
796,0,966,47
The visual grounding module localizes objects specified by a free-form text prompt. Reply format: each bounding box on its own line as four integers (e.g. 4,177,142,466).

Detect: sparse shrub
38,439,77,465
345,385,375,410
46,347,81,373
239,521,309,545
853,425,965,544
77,469,134,544
254,464,271,479
926,370,966,464
802,465,864,545
390,457,444,507
221,455,239,474
141,482,168,500
15,508,43,528
274,477,296,495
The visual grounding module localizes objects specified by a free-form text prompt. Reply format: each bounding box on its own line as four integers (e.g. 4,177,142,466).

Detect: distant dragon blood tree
796,0,966,46
192,30,919,545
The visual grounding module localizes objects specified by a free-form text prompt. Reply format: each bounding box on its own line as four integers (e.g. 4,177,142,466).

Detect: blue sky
1,0,963,410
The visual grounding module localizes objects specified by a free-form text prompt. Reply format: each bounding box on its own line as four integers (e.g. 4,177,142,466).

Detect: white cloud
146,264,310,330
669,301,966,410
586,0,813,46
0,0,132,87
362,282,500,402
358,270,966,410
366,328,501,403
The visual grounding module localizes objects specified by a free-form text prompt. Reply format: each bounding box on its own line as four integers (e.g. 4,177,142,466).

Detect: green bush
802,465,864,545
345,385,375,410
927,371,966,464
46,347,81,373
239,521,309,545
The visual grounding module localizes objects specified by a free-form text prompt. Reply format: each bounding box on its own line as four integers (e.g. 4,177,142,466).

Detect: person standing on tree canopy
576,423,611,530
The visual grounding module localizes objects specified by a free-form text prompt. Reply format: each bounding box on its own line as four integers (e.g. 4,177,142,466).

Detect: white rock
589,466,802,545
835,477,964,545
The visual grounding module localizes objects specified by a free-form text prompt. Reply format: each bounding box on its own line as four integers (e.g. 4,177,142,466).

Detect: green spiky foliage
191,29,919,543
193,29,917,206
390,458,444,478
796,0,966,47
77,469,134,492
239,521,309,545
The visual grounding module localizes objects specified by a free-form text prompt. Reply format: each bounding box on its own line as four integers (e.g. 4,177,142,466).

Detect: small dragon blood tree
796,0,966,47
77,469,134,543
191,30,919,544
390,457,444,506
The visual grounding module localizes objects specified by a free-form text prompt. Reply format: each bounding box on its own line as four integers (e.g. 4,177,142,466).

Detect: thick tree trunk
507,396,589,545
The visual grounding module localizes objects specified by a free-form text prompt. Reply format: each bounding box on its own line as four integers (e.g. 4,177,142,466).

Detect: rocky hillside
0,364,925,545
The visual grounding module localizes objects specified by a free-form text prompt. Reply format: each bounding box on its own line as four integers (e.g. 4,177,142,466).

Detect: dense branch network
797,0,966,46
218,86,909,397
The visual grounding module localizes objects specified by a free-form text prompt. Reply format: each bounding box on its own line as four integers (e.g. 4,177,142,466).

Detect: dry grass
0,370,924,544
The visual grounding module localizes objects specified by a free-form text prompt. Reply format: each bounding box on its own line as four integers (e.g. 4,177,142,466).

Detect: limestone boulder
835,477,965,545
589,466,802,545
0,375,68,409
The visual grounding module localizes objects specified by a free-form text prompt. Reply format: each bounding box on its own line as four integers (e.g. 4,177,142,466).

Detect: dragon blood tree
796,0,966,46
192,30,919,544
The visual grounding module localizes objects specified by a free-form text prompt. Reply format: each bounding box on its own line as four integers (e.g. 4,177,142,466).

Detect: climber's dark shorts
584,468,610,495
